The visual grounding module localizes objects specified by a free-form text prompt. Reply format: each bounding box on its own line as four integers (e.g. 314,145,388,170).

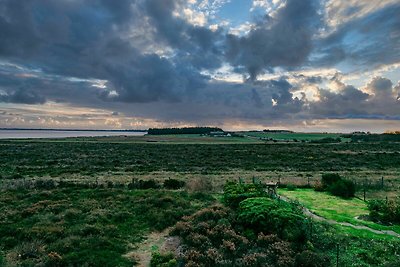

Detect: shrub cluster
127,179,160,189
0,188,214,267
368,199,400,225
168,204,328,267
238,197,306,242
150,252,177,267
163,179,185,190
223,181,266,208
316,173,355,198
156,182,330,267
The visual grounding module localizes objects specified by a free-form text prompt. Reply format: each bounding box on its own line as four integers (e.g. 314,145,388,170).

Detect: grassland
0,133,399,266
1,138,400,178
242,131,349,141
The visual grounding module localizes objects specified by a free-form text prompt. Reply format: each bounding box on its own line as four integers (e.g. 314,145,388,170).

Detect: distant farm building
209,131,231,137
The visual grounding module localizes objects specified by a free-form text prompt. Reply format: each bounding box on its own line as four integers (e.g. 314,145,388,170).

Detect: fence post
381,176,384,189
363,187,366,202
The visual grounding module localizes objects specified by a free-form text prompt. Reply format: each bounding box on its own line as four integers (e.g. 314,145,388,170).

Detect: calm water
0,130,146,139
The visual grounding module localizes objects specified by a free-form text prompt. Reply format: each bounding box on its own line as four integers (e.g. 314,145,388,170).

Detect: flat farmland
1,139,399,178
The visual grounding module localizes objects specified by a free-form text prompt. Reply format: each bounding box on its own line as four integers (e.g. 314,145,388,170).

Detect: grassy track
279,188,400,239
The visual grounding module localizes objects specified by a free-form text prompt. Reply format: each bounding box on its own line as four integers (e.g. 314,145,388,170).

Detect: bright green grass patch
334,225,400,242
279,189,400,237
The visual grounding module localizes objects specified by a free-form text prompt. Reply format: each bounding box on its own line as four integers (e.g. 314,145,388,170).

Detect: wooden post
252,176,256,184
363,187,366,202
363,178,367,201
381,176,384,189
307,176,310,187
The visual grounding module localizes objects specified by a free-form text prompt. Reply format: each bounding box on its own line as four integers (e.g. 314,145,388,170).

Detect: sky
0,0,399,132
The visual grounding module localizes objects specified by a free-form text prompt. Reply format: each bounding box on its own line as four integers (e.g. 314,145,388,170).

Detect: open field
0,136,399,266
1,137,400,176
0,133,262,144
242,131,349,141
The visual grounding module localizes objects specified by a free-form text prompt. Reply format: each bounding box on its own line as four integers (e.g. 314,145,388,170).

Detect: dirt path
125,228,180,267
279,195,400,238
124,229,169,267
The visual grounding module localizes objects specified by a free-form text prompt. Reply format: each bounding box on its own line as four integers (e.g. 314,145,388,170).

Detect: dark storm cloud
144,0,223,70
311,86,369,116
313,2,400,68
0,89,45,104
366,77,393,93
226,0,322,79
0,70,103,106
308,76,399,119
144,78,307,123
0,0,218,104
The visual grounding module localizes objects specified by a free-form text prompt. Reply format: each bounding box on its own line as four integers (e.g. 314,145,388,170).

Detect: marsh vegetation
0,134,399,266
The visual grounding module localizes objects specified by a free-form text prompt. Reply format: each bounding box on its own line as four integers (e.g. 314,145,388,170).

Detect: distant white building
209,131,230,137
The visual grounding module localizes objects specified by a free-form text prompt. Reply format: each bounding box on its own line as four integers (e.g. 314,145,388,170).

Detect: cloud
0,89,46,104
309,75,399,119
0,0,399,131
365,77,393,97
226,0,322,79
0,0,221,105
313,2,400,69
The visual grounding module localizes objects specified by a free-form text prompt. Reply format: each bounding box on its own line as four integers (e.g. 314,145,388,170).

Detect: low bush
286,184,297,191
171,203,327,267
128,179,160,189
368,199,400,225
150,252,177,267
327,179,355,198
238,197,306,242
171,205,298,266
185,177,213,193
321,173,341,188
317,174,355,198
223,181,266,208
163,179,185,190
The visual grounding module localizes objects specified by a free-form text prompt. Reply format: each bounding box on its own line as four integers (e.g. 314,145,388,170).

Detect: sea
0,129,147,139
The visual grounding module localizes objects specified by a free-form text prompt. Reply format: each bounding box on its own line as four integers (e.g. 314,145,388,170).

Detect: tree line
147,127,223,135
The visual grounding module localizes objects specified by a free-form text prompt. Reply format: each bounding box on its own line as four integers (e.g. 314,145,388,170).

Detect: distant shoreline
0,128,147,132
0,129,147,139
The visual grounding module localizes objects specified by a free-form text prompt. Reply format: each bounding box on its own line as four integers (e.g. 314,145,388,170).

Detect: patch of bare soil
124,228,181,267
